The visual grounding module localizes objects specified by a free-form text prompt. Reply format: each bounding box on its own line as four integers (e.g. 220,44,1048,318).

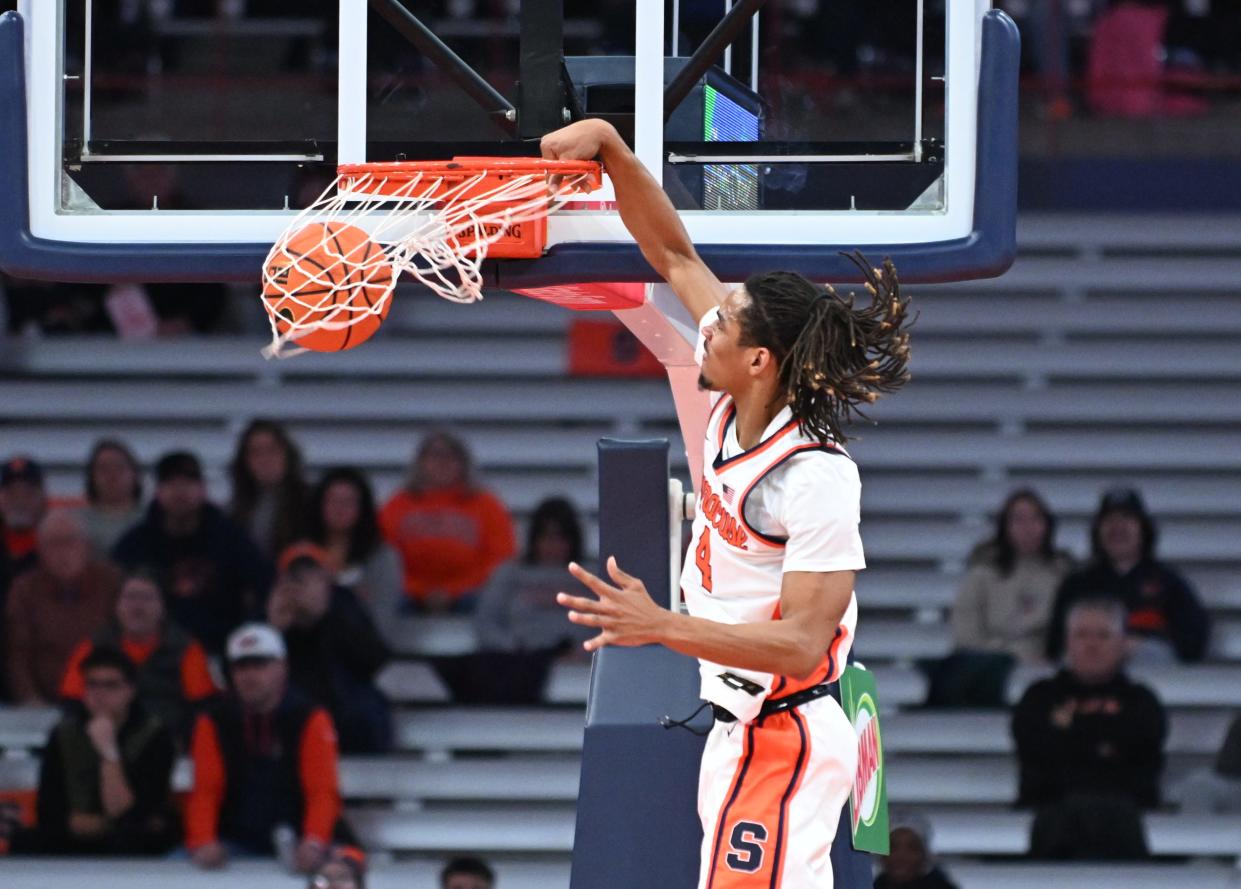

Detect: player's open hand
540,119,616,163
558,556,668,652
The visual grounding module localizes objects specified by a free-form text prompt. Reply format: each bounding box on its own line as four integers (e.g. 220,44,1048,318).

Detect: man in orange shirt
379,431,515,612
61,571,218,742
186,623,349,874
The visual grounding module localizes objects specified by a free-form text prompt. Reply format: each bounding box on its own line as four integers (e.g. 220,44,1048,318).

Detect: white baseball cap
226,623,286,663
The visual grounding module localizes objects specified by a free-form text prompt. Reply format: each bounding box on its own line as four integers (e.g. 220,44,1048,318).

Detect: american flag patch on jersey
722,483,736,505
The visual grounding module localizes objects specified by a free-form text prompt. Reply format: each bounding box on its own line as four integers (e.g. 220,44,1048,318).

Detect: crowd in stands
0,423,587,882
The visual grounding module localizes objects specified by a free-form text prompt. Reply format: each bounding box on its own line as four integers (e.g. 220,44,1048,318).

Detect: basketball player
545,118,914,889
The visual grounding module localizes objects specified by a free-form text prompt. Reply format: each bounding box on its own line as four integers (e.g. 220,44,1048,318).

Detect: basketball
262,222,395,352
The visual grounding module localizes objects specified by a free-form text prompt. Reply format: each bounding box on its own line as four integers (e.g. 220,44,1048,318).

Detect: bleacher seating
3,213,1241,884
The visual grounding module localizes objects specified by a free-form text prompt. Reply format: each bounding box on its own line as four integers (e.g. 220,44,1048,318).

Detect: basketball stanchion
260,157,603,358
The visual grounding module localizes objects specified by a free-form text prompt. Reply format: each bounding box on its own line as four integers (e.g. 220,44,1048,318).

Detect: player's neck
731,385,786,450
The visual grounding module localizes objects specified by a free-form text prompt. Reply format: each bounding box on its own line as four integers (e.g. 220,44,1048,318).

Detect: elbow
786,651,822,682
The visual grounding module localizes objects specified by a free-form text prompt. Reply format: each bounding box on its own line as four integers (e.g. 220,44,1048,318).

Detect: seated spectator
875,812,958,889
0,456,47,699
306,467,402,614
1046,487,1209,663
187,623,353,873
1013,597,1166,860
475,496,592,656
230,420,308,557
1170,710,1241,814
267,543,392,753
6,510,121,704
60,570,219,743
380,431,516,613
929,489,1073,708
113,451,273,656
15,647,178,855
308,852,367,889
80,439,145,555
441,856,496,889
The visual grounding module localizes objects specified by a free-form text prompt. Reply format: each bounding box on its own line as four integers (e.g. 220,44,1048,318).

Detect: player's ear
748,346,774,377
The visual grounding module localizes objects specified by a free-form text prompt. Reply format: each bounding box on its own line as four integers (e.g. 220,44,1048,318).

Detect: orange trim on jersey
768,604,849,696
714,416,800,475
734,442,840,550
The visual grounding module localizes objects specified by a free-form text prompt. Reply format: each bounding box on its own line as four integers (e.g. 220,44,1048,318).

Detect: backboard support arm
664,0,767,122
368,0,517,137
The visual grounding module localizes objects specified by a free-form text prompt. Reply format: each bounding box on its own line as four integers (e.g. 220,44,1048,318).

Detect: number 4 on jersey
695,527,713,593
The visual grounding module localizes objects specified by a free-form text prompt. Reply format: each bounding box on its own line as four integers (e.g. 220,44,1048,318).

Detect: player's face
699,288,754,392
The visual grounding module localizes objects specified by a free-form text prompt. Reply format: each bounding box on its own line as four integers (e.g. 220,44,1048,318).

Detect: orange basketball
262,222,395,352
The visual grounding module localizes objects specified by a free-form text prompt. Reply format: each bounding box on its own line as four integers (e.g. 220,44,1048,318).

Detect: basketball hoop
260,157,603,358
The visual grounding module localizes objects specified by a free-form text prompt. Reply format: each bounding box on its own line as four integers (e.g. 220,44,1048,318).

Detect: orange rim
336,156,603,197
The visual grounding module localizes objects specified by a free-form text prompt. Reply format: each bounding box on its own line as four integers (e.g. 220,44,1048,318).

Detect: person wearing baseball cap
1,457,47,600
112,450,273,656
266,542,392,754
1045,486,1210,663
185,622,354,874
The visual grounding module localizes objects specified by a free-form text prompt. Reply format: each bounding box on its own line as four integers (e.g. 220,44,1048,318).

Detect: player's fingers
540,136,559,160
584,631,613,652
568,562,619,598
557,592,602,613
606,555,638,588
566,610,605,627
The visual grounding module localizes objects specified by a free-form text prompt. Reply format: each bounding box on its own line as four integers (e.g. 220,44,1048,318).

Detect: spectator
80,439,145,555
309,852,367,889
0,456,47,698
954,489,1072,662
441,856,496,889
6,510,122,704
475,496,592,656
60,570,219,742
1013,597,1165,859
113,451,273,656
380,431,516,613
17,647,178,855
230,420,309,558
267,543,392,753
1046,487,1210,663
306,467,402,612
875,812,958,889
1,456,46,604
187,623,351,873
929,490,1074,708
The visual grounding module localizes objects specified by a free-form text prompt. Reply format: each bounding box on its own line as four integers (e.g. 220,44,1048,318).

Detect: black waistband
712,683,833,724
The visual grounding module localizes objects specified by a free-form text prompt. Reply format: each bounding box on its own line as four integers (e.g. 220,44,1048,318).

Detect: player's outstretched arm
541,120,725,323
558,557,853,680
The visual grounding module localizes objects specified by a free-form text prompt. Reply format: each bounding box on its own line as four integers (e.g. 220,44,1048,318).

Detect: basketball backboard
0,0,1018,286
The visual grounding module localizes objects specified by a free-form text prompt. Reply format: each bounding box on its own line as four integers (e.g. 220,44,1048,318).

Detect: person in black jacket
112,451,273,656
14,646,178,855
1045,487,1209,663
1014,596,1166,859
874,812,958,889
267,542,392,753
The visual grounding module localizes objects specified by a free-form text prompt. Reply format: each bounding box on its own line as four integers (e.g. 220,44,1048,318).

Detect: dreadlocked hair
739,252,914,445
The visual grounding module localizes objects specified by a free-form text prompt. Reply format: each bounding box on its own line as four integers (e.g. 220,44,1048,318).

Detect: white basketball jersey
679,393,859,724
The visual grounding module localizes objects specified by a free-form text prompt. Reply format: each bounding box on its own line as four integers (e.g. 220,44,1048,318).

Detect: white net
260,160,600,358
